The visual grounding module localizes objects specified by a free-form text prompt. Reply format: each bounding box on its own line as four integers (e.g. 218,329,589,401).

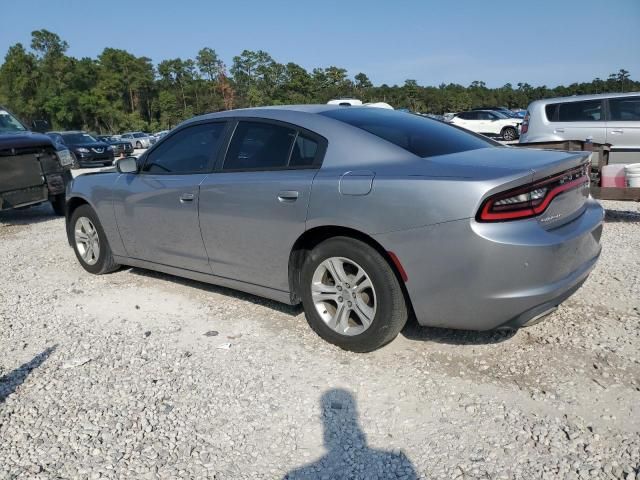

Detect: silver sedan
65,106,603,352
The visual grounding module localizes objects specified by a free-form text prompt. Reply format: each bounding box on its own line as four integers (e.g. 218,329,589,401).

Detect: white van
519,92,640,164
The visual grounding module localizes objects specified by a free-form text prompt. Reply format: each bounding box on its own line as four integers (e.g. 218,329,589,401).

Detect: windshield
133,132,146,138
0,109,27,133
491,111,511,119
62,133,98,144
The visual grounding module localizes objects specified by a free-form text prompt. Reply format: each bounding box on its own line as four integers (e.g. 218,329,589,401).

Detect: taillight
477,164,589,222
521,113,530,134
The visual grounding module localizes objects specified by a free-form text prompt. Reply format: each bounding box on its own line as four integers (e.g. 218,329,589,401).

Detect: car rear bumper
373,198,604,331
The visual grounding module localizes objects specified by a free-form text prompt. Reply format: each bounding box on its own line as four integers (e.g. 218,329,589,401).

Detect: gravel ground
0,200,639,479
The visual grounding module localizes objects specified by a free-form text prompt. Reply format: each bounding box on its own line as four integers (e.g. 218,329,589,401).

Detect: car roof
531,91,640,105
48,130,86,135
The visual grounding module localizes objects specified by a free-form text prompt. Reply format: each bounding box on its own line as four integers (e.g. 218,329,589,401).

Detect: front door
113,121,227,273
199,120,324,291
606,96,640,164
552,99,607,144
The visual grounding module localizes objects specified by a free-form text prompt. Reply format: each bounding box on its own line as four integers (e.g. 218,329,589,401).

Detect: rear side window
289,134,318,167
556,100,603,122
609,97,640,121
224,122,297,170
545,104,557,121
321,108,494,158
143,122,225,174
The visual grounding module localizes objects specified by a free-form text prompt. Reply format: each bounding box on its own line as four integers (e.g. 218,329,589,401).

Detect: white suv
449,110,521,141
519,92,640,164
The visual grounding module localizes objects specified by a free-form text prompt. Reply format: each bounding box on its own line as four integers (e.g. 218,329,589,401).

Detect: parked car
65,106,603,352
120,131,157,149
153,130,169,140
519,92,640,164
449,110,522,140
96,135,134,157
471,106,520,118
0,106,73,215
47,131,114,168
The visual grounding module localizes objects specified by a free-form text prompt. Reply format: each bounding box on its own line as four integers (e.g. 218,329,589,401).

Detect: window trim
215,117,328,173
139,120,230,176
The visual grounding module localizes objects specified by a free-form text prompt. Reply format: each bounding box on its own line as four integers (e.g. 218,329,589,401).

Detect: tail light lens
521,112,530,134
477,164,589,222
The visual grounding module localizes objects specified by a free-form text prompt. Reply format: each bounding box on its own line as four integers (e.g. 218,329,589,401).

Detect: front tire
136,141,142,149
70,205,120,274
300,237,408,352
502,126,517,141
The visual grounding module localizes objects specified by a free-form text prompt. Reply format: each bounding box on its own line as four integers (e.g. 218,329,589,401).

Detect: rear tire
50,194,65,216
502,126,517,141
136,141,142,149
300,237,408,352
70,205,120,275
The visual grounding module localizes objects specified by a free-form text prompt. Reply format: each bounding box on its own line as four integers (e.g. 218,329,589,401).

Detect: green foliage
1,31,638,133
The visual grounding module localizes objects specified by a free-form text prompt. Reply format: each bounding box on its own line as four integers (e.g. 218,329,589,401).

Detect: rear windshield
320,108,495,158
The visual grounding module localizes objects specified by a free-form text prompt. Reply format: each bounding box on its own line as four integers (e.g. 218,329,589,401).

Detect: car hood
68,142,110,149
0,131,54,151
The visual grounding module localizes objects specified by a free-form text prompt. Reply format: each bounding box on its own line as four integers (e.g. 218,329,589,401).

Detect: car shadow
127,267,304,317
401,316,516,346
0,345,57,404
604,208,640,223
283,388,418,479
126,267,516,345
0,203,58,227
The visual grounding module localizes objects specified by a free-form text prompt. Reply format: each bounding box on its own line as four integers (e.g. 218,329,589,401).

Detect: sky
1,0,639,88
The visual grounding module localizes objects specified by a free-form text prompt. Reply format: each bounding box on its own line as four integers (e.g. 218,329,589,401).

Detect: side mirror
116,157,138,174
32,119,50,132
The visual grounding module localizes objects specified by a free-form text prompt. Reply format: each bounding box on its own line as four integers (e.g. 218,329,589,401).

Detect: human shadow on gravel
128,268,303,316
284,389,417,480
0,345,57,404
401,318,516,346
604,209,640,223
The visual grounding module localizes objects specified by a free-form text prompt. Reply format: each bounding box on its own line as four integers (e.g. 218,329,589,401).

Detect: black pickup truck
0,107,73,215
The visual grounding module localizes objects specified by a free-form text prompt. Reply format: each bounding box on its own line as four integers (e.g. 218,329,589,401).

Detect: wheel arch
65,196,91,245
288,225,413,314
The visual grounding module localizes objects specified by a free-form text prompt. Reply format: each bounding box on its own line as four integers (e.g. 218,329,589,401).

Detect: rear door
113,121,227,272
199,119,326,291
606,96,640,164
549,99,606,143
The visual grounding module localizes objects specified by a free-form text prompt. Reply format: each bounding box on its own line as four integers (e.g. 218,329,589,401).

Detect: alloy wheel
74,217,100,266
503,127,516,141
311,257,377,336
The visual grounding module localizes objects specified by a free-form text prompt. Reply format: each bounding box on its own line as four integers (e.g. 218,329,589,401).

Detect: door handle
610,129,624,134
179,193,195,203
554,128,565,133
277,190,299,202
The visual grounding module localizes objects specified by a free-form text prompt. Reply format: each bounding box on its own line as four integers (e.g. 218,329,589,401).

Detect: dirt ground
1,200,639,479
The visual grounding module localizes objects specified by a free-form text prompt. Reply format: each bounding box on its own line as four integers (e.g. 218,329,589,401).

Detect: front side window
142,122,225,174
556,100,602,122
609,97,640,121
224,122,297,170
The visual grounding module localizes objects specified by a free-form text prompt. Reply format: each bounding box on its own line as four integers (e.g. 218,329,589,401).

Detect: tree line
0,30,637,134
